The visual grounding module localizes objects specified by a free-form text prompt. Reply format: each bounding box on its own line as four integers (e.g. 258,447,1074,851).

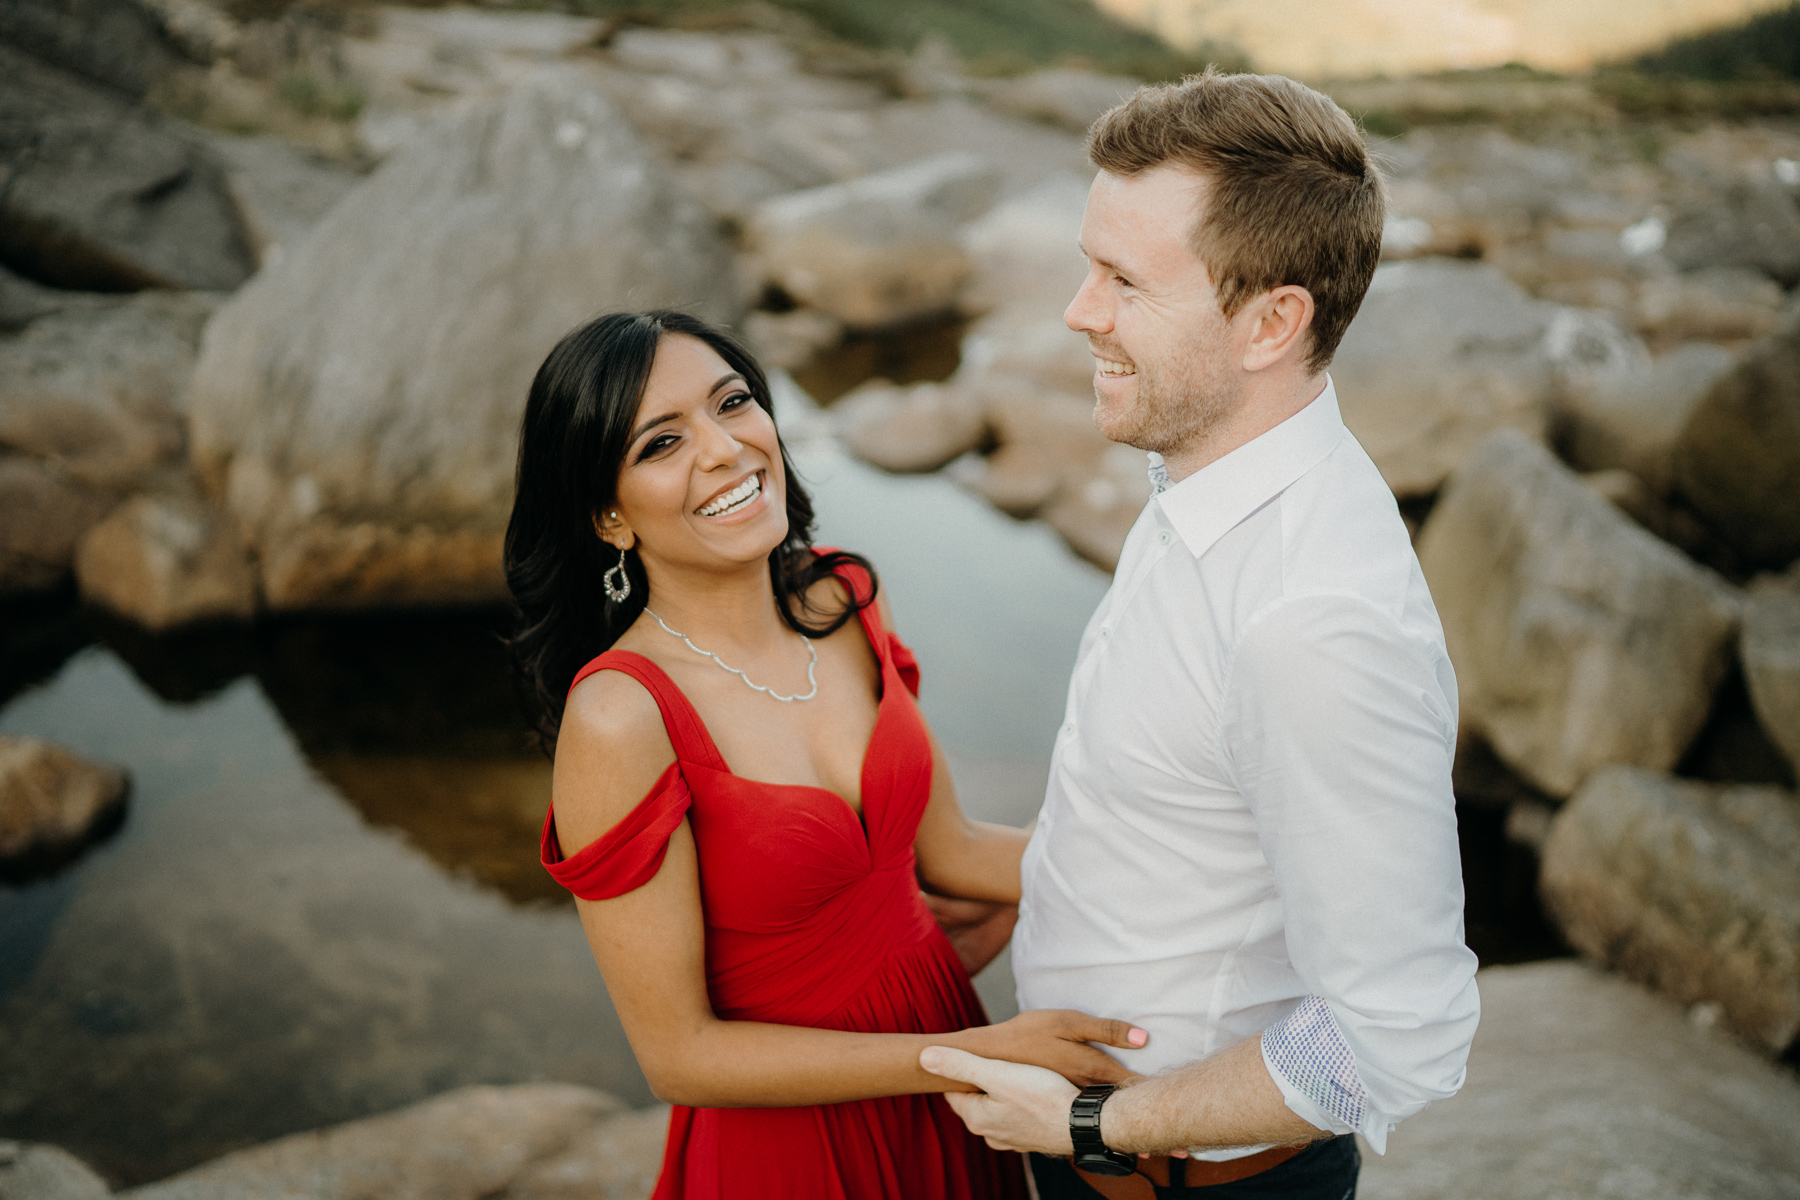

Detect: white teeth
698,473,762,517
1095,357,1136,377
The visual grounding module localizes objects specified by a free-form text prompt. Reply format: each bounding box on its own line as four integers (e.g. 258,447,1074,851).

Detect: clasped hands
922,1010,1179,1159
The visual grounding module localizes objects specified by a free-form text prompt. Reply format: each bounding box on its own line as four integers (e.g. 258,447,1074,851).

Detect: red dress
540,561,1028,1200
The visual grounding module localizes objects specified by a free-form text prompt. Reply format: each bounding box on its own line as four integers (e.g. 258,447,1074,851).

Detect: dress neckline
581,569,894,840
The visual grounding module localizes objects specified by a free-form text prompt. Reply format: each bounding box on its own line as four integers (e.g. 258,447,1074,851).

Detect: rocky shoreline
6,960,1797,1200
4,0,1800,1191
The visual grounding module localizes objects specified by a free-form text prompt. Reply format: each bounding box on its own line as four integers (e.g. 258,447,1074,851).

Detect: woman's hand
923,893,1018,977
955,1009,1148,1088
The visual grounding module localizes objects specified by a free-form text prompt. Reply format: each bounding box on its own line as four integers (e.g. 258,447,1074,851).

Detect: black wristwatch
1069,1084,1135,1176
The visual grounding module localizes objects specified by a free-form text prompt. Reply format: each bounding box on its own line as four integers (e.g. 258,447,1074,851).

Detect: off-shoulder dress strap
569,649,729,772
539,649,724,902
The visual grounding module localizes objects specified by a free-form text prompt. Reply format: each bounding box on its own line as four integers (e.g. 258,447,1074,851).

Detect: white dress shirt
1013,379,1480,1157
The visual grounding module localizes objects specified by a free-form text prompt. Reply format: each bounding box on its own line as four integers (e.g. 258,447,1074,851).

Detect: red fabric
541,559,1026,1200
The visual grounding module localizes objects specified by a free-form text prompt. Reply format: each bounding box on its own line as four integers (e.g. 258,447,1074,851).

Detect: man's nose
1065,270,1110,335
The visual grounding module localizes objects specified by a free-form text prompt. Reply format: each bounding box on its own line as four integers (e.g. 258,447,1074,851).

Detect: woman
504,311,1144,1200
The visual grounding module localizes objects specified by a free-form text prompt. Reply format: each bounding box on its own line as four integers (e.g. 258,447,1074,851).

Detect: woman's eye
719,390,753,412
1114,274,1133,288
638,434,678,460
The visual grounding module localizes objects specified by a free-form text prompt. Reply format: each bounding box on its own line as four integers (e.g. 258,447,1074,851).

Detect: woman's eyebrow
709,372,746,395
629,412,680,444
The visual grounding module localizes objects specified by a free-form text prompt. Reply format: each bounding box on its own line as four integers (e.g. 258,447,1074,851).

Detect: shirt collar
1155,376,1349,560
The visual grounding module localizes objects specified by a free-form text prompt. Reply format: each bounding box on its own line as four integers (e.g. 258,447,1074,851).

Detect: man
920,71,1480,1199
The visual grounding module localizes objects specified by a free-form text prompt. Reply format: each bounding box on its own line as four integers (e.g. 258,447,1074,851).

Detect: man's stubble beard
1091,337,1234,460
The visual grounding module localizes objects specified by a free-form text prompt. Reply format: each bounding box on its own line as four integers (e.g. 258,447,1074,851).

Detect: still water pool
0,426,1560,1187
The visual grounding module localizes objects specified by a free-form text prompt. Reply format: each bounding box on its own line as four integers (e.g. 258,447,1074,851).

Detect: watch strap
1070,1084,1136,1176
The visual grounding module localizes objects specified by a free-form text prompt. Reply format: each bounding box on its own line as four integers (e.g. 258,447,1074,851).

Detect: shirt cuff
1260,995,1394,1154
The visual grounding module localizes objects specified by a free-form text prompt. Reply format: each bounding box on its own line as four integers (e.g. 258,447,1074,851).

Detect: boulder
119,1084,667,1200
202,133,362,270
1416,430,1742,797
1040,441,1155,572
957,172,1092,321
0,733,129,871
956,390,1105,519
0,288,216,491
0,0,187,97
75,493,257,630
835,380,987,474
0,454,120,596
0,1140,109,1200
739,308,843,373
1555,341,1734,495
1539,766,1800,1055
1332,259,1571,498
1672,323,1800,570
1665,178,1800,287
1633,267,1786,345
987,68,1138,134
0,46,252,292
1360,960,1800,1200
1743,584,1800,775
745,152,1002,330
187,70,738,611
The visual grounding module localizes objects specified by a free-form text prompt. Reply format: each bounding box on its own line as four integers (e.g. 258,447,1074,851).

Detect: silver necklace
644,609,819,703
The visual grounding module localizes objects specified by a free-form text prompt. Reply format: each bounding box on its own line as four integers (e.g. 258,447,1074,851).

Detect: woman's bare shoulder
552,667,677,851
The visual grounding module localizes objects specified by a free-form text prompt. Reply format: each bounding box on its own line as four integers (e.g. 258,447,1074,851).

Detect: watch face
1072,1151,1138,1177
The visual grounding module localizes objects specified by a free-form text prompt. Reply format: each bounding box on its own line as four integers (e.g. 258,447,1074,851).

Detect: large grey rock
188,70,737,611
1743,583,1800,775
1665,178,1800,287
745,152,1002,330
1633,266,1786,344
1539,766,1800,1055
0,454,120,595
0,46,252,292
0,288,215,490
120,1084,667,1200
1361,961,1800,1200
1332,259,1611,498
1417,430,1742,797
0,1140,110,1200
0,733,128,865
987,68,1137,134
835,380,987,474
202,133,362,270
0,0,185,97
76,493,257,630
1556,341,1734,495
1673,323,1800,570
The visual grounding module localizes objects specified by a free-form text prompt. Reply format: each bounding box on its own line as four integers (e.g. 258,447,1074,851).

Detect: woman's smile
694,470,767,520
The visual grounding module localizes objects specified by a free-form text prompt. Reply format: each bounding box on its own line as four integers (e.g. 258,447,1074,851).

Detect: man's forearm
1101,1037,1330,1154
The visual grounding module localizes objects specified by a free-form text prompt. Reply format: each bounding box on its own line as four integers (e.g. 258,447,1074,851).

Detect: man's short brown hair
1088,70,1384,372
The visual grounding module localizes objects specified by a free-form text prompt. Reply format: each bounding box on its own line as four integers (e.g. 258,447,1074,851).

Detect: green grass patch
1630,2,1800,82
562,0,1240,80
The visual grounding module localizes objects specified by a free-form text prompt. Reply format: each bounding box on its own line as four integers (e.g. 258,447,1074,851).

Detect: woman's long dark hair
504,309,875,751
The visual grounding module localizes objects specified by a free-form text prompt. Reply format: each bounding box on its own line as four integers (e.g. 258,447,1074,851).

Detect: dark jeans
1029,1136,1360,1200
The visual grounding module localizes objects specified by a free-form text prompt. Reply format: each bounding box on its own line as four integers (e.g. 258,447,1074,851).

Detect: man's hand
920,1046,1080,1155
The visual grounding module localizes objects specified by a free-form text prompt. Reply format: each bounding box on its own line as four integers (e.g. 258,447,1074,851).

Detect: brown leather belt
1070,1143,1306,1197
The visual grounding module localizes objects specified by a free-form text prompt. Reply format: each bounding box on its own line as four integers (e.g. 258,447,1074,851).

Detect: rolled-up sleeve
1222,591,1480,1152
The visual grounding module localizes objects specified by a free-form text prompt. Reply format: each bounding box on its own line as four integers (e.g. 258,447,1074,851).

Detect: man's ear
1241,285,1315,372
593,508,636,551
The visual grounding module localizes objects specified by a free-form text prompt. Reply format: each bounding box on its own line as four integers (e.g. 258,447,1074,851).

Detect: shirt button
1099,627,1111,639
1158,530,1172,546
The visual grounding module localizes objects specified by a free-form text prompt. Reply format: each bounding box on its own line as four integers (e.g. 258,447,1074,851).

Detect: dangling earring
603,543,631,603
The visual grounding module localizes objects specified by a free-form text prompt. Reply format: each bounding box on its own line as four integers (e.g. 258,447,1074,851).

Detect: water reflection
791,314,968,405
